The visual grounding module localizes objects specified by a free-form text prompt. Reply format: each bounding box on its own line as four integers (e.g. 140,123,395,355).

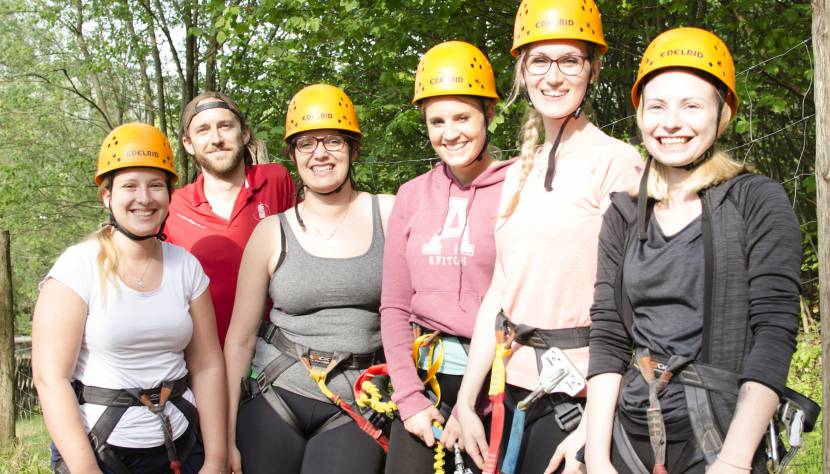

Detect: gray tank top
250,194,384,403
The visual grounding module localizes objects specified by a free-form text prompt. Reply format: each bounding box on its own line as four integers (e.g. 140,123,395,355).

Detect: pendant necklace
302,193,354,241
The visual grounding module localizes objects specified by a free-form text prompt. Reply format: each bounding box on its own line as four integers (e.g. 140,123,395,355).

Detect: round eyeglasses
294,135,348,154
524,54,588,76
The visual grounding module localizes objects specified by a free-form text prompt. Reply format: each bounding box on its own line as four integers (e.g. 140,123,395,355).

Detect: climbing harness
55,376,198,474
500,347,585,474
767,388,820,473
482,311,590,474
251,320,388,450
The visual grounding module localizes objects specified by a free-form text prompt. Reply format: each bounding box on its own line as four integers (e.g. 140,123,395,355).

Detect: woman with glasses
380,41,512,474
456,1,642,473
224,84,394,474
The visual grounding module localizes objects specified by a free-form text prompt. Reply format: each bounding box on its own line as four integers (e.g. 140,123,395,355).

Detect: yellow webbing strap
412,331,444,406
488,342,513,397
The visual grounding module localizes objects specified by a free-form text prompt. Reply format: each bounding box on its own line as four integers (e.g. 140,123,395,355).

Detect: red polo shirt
166,163,294,345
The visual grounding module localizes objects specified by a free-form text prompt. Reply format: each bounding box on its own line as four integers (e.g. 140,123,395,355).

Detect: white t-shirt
46,239,210,448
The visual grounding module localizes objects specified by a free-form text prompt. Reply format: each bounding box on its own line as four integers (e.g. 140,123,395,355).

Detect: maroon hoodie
380,159,513,420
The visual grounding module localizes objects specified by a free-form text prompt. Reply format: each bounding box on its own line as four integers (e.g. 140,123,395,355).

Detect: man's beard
194,148,245,179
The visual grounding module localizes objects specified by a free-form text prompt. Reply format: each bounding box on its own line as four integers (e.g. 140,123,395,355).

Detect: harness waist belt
496,311,589,350
73,375,191,407
644,351,739,396
258,320,384,370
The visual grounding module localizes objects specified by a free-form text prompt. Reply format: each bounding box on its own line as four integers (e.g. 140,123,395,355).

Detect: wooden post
0,231,15,447
813,1,829,470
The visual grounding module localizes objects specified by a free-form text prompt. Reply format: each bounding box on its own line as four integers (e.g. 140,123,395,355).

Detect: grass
0,416,52,473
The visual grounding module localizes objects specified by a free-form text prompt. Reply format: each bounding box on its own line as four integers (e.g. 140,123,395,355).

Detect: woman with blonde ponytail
456,1,641,473
33,123,227,474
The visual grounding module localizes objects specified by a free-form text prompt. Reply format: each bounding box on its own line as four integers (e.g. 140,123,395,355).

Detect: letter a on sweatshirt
422,197,475,257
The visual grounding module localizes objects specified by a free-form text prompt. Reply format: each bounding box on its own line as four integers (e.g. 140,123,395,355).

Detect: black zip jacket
588,172,801,433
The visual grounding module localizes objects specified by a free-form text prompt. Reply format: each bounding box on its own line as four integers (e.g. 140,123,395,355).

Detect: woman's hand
544,424,587,474
456,403,488,469
403,405,445,447
228,443,243,473
440,415,463,450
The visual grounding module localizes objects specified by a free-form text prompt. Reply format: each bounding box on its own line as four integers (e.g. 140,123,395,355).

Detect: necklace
136,258,153,289
302,194,354,241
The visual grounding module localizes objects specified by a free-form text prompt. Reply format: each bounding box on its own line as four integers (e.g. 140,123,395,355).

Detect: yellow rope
355,380,397,414
432,421,446,474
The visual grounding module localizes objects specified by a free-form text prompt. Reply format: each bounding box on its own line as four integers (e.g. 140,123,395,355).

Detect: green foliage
0,417,52,473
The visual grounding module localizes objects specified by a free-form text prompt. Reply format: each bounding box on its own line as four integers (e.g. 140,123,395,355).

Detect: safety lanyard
482,321,515,474
636,350,674,474
301,355,389,451
136,383,181,474
411,330,450,473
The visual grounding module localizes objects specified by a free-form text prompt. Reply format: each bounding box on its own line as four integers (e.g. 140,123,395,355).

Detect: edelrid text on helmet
96,122,178,185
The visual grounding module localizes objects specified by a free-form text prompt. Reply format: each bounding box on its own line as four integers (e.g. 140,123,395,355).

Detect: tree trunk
72,0,112,128
812,1,829,471
0,231,15,448
124,3,155,124
205,33,218,92
180,0,198,183
142,0,167,137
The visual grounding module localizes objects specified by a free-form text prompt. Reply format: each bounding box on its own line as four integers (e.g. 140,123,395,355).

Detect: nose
311,139,328,159
207,126,223,145
662,107,682,131
543,63,564,85
136,185,152,204
443,122,461,142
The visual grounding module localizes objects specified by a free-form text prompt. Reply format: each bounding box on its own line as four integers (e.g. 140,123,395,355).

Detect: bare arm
223,215,280,472
584,373,622,473
185,291,228,472
708,382,778,473
376,193,395,236
32,279,102,474
455,256,504,468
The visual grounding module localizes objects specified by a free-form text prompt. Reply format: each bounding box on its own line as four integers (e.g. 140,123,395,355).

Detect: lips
540,89,567,98
310,164,335,175
443,141,470,153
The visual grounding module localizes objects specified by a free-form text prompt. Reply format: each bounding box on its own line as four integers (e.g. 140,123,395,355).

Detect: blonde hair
89,176,121,297
501,45,600,219
634,89,747,201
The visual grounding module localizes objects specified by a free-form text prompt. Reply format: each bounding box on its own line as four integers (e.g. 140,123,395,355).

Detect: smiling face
291,129,353,193
183,99,250,179
103,168,170,237
522,39,597,120
422,95,493,184
639,70,721,168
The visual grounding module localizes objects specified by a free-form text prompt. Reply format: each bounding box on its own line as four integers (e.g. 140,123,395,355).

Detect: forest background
0,0,822,471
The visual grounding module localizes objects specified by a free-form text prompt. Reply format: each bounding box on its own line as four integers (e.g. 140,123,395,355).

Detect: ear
242,128,251,146
182,134,195,155
102,191,111,209
589,59,602,84
485,101,497,123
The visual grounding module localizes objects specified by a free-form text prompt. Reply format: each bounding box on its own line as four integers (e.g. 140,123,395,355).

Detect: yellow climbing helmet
284,84,361,141
96,122,178,185
412,41,499,105
631,27,738,118
511,0,608,57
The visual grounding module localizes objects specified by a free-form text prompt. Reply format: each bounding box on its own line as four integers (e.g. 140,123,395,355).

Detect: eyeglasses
524,54,588,76
294,135,348,154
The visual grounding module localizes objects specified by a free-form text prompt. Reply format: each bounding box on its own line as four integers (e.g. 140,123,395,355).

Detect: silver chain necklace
301,194,354,241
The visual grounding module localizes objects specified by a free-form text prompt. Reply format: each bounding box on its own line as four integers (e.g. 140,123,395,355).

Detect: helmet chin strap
108,212,168,241
540,81,592,191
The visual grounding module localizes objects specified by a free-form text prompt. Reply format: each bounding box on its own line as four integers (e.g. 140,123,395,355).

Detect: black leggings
236,387,384,474
502,384,585,474
384,372,483,474
610,431,705,474
51,429,204,474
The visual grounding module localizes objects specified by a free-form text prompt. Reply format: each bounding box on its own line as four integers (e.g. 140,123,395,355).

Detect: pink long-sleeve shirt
381,160,512,420
496,123,643,391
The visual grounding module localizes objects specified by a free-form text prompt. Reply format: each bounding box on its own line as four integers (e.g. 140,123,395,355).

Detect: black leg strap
683,384,723,467
613,415,650,474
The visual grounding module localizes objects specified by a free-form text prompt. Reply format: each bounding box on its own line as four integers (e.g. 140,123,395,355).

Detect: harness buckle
256,371,271,394
307,351,334,367
553,400,583,432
